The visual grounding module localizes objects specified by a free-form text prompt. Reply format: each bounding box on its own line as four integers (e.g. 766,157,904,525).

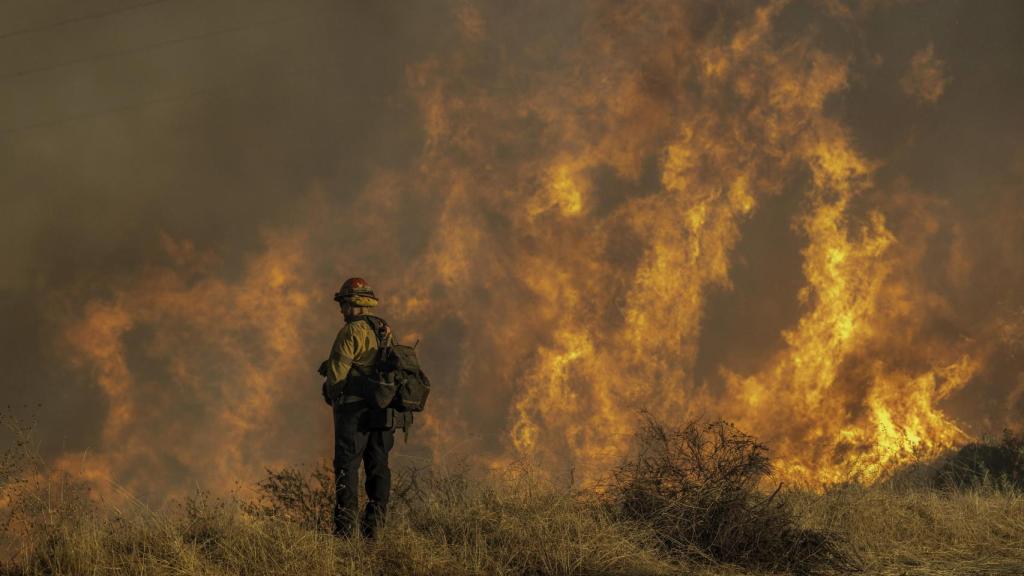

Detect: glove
317,360,330,377
322,380,334,406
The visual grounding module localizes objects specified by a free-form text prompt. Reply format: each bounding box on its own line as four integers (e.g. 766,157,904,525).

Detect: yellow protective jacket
325,318,380,403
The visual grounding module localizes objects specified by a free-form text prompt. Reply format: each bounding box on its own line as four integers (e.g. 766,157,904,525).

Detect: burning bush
602,416,856,575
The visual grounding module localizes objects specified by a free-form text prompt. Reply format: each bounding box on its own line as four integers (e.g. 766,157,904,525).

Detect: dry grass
2,416,1023,576
1,470,677,576
793,484,1024,575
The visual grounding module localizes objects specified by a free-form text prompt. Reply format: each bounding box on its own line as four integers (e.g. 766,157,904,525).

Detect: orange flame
58,231,317,498
53,1,1018,498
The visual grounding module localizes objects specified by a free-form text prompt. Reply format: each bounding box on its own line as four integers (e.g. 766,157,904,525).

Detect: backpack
355,316,431,413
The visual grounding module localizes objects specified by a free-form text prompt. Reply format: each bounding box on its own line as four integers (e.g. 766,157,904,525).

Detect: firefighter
318,277,394,538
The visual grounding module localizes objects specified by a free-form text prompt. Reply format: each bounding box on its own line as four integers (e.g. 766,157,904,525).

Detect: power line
0,11,309,82
0,0,176,42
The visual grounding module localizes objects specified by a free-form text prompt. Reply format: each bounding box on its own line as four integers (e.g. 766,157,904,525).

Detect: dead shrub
603,416,856,575
935,429,1024,491
243,462,335,531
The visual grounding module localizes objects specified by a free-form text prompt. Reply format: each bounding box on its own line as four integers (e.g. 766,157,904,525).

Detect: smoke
900,44,950,104
2,0,1023,499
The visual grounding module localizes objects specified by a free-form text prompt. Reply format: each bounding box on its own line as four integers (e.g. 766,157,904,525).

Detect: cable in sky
0,0,177,42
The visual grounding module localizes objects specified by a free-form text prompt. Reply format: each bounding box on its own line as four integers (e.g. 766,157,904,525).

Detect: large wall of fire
2,0,1022,500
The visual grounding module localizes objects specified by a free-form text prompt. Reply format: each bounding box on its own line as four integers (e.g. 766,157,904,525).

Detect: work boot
333,506,358,538
361,500,387,539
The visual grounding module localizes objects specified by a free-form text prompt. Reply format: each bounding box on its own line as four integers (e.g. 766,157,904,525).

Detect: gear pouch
365,407,395,431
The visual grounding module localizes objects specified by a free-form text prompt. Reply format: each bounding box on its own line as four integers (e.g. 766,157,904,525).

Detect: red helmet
334,277,376,303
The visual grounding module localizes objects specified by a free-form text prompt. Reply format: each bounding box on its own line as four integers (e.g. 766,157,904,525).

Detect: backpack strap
344,315,394,402
352,315,392,360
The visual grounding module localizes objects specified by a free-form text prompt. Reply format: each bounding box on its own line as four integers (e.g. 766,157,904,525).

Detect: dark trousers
332,400,394,537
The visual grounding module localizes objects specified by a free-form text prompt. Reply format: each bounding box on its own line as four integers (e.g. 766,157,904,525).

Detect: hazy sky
1,0,438,446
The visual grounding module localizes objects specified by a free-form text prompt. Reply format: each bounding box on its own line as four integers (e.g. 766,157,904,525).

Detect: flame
57,231,316,498
393,0,992,485
51,1,1020,497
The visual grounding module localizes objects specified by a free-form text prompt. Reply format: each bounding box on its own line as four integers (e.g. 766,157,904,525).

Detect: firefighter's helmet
334,277,379,307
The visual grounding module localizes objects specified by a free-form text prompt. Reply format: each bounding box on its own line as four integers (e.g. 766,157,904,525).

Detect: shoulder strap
353,315,390,349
